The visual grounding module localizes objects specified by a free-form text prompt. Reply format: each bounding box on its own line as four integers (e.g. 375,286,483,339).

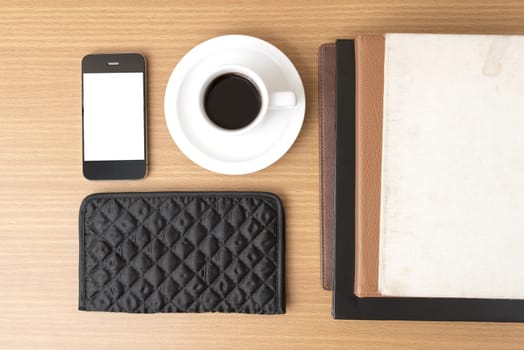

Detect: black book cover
332,39,524,322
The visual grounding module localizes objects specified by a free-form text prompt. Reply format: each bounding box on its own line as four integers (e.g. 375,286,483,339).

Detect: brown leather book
318,43,336,290
353,35,385,297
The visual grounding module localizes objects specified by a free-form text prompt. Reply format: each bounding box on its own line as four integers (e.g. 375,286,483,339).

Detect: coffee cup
198,64,296,134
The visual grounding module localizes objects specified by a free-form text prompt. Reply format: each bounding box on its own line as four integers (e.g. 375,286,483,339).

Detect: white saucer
164,35,305,175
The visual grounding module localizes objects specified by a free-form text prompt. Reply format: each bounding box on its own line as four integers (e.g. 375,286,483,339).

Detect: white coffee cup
198,64,296,134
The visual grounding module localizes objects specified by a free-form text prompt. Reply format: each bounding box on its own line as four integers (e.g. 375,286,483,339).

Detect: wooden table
1,1,524,349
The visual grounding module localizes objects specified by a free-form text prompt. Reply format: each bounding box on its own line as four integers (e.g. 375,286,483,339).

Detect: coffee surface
204,74,261,130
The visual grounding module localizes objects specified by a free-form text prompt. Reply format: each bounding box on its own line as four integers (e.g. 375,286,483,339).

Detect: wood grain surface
1,1,524,349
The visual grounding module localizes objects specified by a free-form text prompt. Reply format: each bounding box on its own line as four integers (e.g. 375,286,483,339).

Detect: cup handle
268,91,296,108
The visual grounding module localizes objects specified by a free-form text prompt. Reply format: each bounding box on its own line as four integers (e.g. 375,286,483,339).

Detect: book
318,43,336,290
329,35,524,321
379,33,524,299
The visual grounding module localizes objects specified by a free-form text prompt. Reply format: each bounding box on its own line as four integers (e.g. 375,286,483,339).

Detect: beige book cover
379,33,524,299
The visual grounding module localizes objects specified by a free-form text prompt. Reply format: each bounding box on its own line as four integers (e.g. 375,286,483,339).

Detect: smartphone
82,53,147,180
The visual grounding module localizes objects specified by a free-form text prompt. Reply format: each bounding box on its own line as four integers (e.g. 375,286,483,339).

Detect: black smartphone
82,53,147,180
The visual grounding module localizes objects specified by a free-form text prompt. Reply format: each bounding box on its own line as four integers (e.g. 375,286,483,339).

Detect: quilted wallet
79,192,285,314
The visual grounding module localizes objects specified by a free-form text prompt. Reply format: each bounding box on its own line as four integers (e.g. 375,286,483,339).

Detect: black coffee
204,73,261,130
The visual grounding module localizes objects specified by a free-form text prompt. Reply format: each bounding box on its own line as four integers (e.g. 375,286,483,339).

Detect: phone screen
83,72,145,161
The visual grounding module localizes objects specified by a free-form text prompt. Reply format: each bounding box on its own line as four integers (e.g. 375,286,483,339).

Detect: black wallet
79,192,285,314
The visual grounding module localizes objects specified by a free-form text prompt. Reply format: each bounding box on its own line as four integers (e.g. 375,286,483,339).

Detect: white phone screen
83,72,144,161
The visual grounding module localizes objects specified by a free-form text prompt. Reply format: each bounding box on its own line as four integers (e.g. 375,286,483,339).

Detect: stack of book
320,34,524,321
